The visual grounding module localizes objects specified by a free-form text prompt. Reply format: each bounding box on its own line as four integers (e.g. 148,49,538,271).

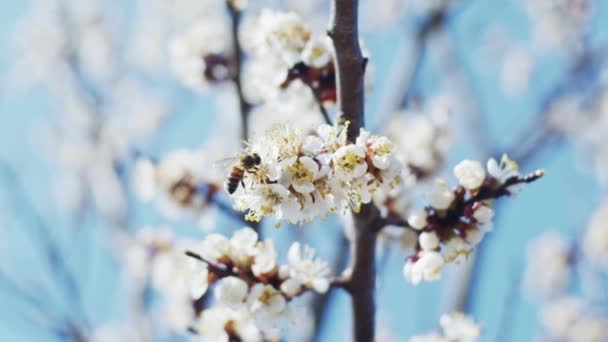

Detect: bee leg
241,180,245,188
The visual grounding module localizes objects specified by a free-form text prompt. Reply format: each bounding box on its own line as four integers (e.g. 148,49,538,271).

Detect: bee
224,153,261,194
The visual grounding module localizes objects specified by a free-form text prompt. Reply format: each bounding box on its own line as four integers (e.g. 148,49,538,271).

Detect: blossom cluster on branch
231,122,403,224
401,154,543,284
185,227,330,340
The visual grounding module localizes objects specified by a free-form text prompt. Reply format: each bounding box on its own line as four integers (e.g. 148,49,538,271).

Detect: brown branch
327,0,384,340
226,1,253,141
328,0,365,141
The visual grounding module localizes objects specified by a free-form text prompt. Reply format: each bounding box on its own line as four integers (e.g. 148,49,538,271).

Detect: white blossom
522,232,572,300
251,240,278,277
408,210,429,230
301,36,333,68
215,276,250,308
284,242,331,294
403,251,445,285
384,107,450,177
487,154,522,193
195,306,262,342
454,160,486,190
419,231,440,251
170,19,230,91
439,312,481,342
410,312,481,342
539,297,607,341
427,180,455,210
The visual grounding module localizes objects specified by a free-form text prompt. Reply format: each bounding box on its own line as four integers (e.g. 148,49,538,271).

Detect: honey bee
224,153,261,194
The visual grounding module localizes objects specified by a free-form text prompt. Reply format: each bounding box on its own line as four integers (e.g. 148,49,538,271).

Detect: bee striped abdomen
226,167,245,194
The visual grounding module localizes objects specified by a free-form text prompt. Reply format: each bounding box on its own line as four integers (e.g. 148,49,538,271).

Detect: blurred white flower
215,276,249,307
170,20,230,91
539,296,608,341
582,200,608,270
410,312,481,342
522,232,572,300
440,312,481,342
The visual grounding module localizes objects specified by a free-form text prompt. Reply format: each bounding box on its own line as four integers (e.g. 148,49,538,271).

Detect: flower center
337,152,364,172
287,162,314,184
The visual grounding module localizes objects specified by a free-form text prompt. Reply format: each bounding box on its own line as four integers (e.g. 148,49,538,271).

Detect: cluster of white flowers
242,8,367,115
410,312,481,342
540,297,607,342
522,232,573,300
132,149,223,227
231,123,402,224
187,227,329,340
403,154,542,284
244,9,334,101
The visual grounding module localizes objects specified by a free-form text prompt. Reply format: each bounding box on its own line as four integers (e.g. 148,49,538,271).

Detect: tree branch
227,1,253,142
327,1,384,340
328,0,365,141
328,0,380,339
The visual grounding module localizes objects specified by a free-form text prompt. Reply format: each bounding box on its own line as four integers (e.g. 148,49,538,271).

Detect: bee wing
212,157,238,171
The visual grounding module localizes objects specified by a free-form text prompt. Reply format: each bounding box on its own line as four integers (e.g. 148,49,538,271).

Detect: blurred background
0,0,607,341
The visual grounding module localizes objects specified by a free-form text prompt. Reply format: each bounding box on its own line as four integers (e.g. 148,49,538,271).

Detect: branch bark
328,2,382,340
227,1,253,141
328,0,365,141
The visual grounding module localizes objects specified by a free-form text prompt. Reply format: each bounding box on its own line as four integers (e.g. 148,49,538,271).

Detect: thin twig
309,84,332,125
185,251,235,278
